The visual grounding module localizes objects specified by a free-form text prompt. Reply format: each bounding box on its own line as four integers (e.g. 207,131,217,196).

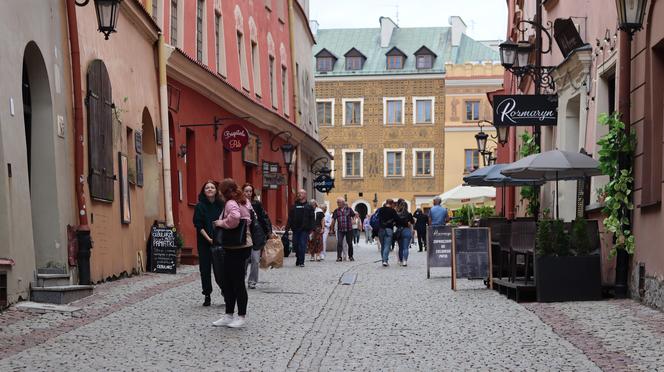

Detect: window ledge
413,175,434,179
343,124,363,127
385,176,405,179
385,123,405,127
414,122,435,126
343,176,363,180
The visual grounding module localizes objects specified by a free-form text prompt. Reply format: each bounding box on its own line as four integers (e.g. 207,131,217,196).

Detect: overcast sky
309,0,508,41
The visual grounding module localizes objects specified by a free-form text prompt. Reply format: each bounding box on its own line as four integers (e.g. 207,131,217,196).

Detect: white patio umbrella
439,185,496,210
500,150,602,219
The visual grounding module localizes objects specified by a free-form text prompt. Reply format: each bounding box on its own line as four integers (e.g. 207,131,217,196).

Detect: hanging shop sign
222,124,249,152
313,174,335,193
493,95,558,126
263,173,286,189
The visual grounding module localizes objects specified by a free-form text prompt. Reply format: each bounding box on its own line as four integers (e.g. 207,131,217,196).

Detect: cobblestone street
1,242,664,371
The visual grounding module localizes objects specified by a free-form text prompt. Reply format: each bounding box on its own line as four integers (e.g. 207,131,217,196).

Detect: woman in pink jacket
212,178,254,328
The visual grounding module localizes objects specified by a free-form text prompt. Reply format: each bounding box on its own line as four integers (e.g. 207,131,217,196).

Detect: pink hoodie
218,199,252,229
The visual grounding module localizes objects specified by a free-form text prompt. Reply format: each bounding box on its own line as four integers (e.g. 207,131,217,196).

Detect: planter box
535,255,602,302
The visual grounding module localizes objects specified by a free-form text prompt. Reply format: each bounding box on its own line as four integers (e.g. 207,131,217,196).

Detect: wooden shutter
87,60,114,202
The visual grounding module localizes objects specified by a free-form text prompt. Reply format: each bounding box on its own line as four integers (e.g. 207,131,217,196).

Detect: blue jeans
378,228,393,263
398,227,413,262
293,229,310,266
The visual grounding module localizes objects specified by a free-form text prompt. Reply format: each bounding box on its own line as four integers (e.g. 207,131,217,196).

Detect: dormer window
344,47,367,71
385,47,406,70
414,46,437,70
315,48,338,72
317,57,334,71
416,55,433,69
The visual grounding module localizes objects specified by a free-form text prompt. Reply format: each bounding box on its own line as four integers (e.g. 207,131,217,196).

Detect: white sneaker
398,260,403,266
227,316,246,328
212,314,234,327
402,260,408,267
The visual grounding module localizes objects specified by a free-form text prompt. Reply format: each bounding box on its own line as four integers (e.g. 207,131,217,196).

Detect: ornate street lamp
280,142,295,167
616,0,648,37
499,40,518,68
75,0,123,40
475,130,488,155
516,41,533,68
496,125,509,146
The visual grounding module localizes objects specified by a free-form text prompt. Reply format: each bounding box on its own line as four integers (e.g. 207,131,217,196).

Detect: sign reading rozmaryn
493,95,558,126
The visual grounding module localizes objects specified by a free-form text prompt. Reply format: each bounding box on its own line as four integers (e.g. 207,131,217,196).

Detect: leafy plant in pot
535,219,601,302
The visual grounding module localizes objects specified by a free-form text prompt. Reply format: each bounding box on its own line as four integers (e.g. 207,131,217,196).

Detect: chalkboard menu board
150,226,178,274
451,227,492,290
427,226,452,279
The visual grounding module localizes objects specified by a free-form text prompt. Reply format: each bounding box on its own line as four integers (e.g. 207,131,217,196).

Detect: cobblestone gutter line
524,303,634,371
287,264,362,371
0,272,198,360
614,299,664,337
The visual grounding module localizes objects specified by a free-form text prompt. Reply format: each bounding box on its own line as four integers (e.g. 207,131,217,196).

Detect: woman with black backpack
242,183,272,289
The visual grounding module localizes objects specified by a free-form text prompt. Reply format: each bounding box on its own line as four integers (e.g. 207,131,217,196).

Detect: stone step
30,285,93,304
35,273,71,287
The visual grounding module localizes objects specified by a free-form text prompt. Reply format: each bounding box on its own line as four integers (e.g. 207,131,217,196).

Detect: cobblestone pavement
1,242,664,371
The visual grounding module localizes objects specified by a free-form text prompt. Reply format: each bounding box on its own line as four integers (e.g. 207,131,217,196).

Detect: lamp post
270,131,295,208
75,0,123,40
613,0,648,298
474,120,503,167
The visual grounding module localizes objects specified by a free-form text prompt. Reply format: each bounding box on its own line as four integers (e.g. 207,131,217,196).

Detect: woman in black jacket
242,183,273,289
192,180,225,306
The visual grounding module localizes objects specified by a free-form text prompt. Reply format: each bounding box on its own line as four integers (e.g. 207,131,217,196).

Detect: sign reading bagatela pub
493,95,558,126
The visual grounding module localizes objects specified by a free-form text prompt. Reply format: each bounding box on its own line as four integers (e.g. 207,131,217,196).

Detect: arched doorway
142,108,160,230
22,41,60,269
353,202,369,221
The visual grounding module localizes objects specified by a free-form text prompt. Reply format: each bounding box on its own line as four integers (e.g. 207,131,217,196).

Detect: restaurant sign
492,95,558,126
222,124,249,152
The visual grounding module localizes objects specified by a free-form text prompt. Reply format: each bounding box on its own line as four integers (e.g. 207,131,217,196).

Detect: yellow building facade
313,17,500,218
443,63,504,192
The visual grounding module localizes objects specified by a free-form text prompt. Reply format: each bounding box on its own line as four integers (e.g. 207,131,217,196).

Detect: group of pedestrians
192,180,449,328
192,179,272,329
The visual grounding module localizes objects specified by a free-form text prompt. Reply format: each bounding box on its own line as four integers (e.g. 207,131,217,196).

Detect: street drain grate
339,273,357,285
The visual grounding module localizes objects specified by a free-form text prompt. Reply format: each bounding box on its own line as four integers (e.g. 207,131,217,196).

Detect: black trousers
416,227,427,251
222,247,251,316
337,230,354,259
198,242,223,296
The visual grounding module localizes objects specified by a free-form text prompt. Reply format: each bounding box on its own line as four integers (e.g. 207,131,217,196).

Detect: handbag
250,209,267,250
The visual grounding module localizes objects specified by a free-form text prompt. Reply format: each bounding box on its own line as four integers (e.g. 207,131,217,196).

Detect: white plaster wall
0,0,75,303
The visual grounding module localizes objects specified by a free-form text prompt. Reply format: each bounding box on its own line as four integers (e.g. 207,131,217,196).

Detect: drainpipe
614,31,632,298
287,0,299,206
65,0,92,285
158,33,175,227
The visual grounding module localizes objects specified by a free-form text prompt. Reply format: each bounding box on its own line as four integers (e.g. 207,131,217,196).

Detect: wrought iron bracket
507,65,556,91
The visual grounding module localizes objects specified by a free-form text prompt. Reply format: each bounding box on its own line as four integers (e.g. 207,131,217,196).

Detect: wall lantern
496,125,510,146
616,0,648,37
75,0,123,40
270,131,296,168
499,40,518,68
475,130,489,155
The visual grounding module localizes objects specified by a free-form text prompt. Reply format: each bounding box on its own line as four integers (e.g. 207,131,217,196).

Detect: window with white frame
413,97,434,124
251,41,261,95
215,12,227,76
384,149,405,177
196,0,205,62
343,98,363,126
343,150,363,178
465,100,480,121
269,55,278,108
237,30,249,90
281,64,289,116
464,149,480,173
384,98,404,125
413,148,434,177
317,99,334,126
170,0,178,46
328,149,335,178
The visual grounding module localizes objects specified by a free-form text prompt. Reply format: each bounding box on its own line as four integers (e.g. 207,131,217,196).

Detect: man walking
413,208,428,252
376,199,398,266
287,189,315,267
428,197,449,226
329,198,356,262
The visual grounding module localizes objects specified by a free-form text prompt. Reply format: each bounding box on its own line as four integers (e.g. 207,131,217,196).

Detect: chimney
310,20,319,36
448,16,467,46
380,16,398,48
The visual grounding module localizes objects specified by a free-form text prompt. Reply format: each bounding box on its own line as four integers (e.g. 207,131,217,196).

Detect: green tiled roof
313,26,499,77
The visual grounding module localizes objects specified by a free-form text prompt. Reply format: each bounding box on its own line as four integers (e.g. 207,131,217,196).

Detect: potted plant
535,218,602,302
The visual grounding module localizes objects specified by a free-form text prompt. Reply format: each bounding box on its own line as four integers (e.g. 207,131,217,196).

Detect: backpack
370,212,381,231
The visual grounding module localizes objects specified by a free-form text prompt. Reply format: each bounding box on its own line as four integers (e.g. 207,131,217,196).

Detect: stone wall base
631,262,664,311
